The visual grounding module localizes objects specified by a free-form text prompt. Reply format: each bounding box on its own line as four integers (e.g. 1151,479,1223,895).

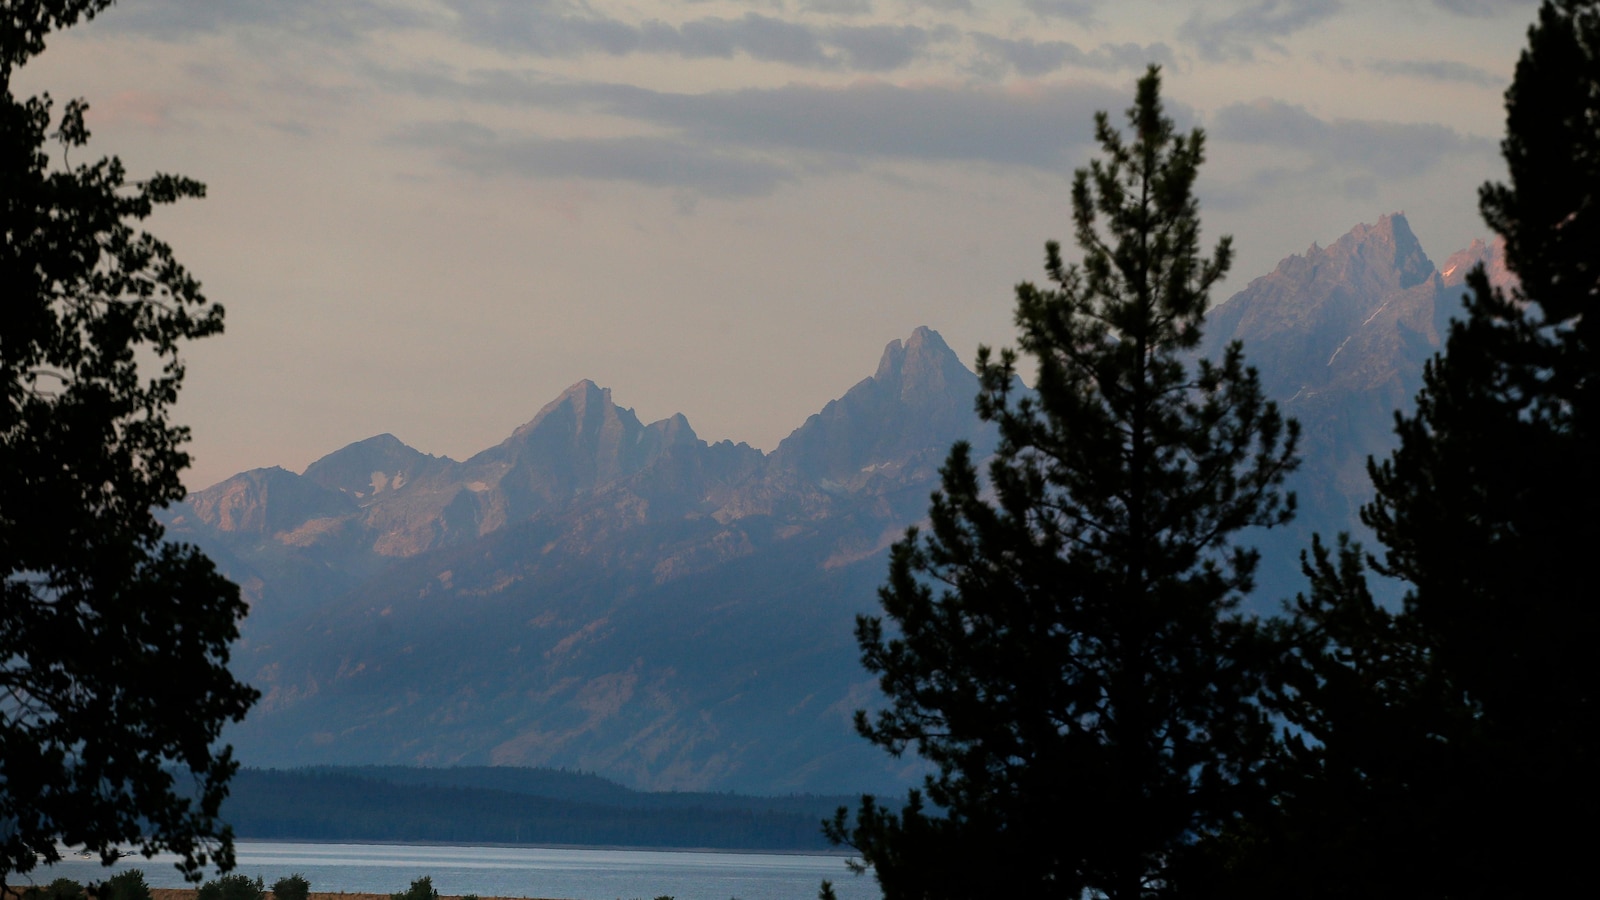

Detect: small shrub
102,870,152,900
271,874,310,900
22,878,86,900
390,877,438,900
198,874,265,900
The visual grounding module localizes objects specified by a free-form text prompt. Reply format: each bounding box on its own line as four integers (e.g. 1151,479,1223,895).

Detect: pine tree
826,67,1298,900
1253,3,1600,896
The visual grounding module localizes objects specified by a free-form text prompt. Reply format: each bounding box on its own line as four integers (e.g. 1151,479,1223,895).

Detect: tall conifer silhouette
1254,3,1600,896
826,67,1298,900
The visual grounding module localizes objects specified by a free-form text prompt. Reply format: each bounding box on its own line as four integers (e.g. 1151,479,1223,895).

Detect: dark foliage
0,0,112,85
102,870,154,900
1,0,257,886
390,877,438,900
19,879,85,900
827,66,1297,900
197,875,263,900
269,875,309,900
1235,2,1600,897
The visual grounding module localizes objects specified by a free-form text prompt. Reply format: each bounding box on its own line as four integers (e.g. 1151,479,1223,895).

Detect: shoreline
224,837,852,859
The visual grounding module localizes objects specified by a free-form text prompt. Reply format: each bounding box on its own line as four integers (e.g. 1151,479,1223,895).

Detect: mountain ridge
168,214,1501,794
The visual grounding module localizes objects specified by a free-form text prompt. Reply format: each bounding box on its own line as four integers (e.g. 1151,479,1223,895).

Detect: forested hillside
224,767,854,851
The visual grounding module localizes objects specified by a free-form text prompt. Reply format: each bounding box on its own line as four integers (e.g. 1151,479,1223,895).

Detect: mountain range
166,213,1505,795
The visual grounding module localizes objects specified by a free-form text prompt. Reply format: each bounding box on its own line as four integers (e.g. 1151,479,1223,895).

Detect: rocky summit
167,218,1506,793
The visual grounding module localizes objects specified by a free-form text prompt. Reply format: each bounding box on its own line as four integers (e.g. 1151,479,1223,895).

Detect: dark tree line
225,769,840,852
832,3,1599,898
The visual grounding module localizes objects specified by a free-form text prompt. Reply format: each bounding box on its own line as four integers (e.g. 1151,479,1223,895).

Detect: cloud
396,122,794,197
1369,58,1507,88
1024,0,1102,24
1429,0,1538,17
445,3,950,71
655,14,832,65
97,0,432,41
905,0,975,12
631,82,1126,166
386,74,1148,194
802,0,876,14
1180,0,1343,62
102,1,948,73
1211,98,1495,179
824,24,953,71
970,34,1174,77
417,73,1135,167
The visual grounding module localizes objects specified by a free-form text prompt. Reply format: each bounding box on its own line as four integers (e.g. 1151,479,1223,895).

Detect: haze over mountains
167,213,1504,795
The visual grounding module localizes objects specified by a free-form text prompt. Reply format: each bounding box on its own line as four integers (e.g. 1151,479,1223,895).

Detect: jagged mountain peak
184,466,355,536
646,411,699,445
1439,235,1516,293
302,432,452,500
509,379,621,439
450,378,712,528
1356,212,1431,282
1211,213,1441,346
1257,212,1433,297
873,325,970,405
771,326,986,486
480,380,643,467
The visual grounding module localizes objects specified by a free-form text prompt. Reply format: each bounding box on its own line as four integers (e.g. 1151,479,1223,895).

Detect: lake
32,841,881,900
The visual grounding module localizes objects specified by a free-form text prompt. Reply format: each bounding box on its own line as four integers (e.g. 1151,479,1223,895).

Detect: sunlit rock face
166,219,1498,793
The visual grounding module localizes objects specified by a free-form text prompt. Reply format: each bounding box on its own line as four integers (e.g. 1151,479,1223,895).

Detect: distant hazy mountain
170,326,985,794
166,221,1500,793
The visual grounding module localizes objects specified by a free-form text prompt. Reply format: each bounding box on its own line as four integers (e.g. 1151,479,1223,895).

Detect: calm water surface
35,842,880,900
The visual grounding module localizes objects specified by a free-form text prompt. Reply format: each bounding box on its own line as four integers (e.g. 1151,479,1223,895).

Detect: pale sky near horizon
14,0,1540,489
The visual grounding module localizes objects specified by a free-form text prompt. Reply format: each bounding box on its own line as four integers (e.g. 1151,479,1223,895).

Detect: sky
15,0,1540,489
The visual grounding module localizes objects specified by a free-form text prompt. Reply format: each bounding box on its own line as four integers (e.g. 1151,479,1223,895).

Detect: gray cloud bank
389,75,1139,195
1429,0,1539,17
1369,57,1506,88
100,0,955,73
1180,0,1342,62
96,0,434,41
449,4,958,72
970,34,1173,77
93,0,1501,203
99,0,1162,77
398,125,794,198
1208,97,1496,204
391,70,1492,201
1213,98,1493,178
